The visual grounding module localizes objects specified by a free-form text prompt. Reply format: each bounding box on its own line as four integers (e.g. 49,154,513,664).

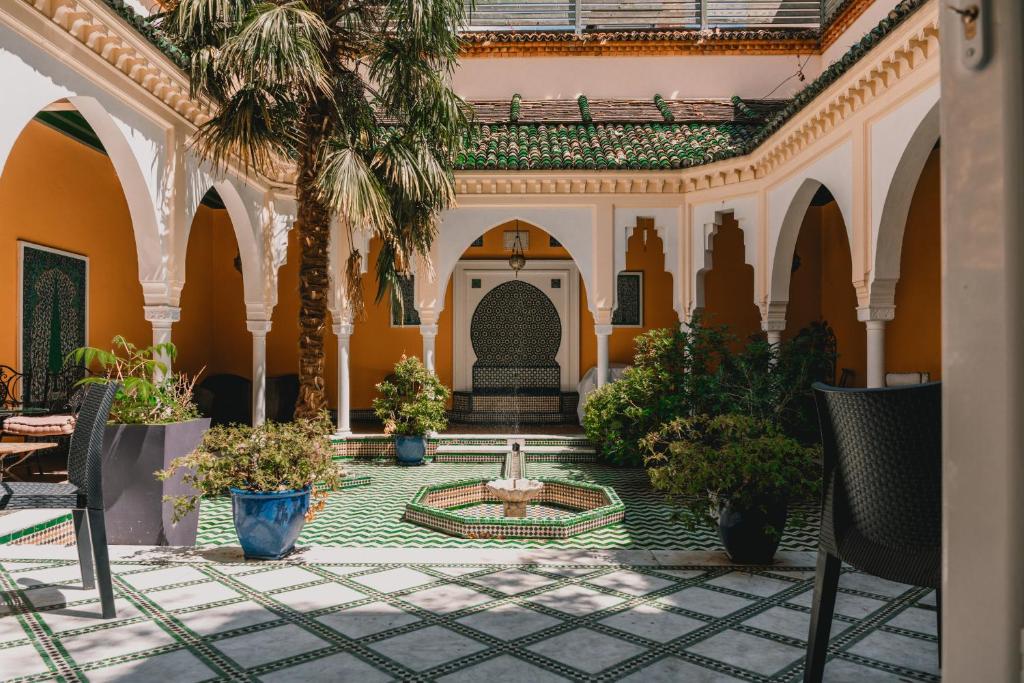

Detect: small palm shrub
373,355,450,436
642,414,819,536
69,336,199,424
158,413,342,522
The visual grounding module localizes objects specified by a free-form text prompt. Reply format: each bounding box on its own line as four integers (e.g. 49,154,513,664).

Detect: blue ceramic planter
395,435,427,465
230,486,310,560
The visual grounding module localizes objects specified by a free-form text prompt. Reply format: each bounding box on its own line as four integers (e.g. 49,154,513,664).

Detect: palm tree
160,0,469,417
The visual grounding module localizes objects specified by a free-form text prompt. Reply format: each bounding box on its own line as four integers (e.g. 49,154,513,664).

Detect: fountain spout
486,440,544,517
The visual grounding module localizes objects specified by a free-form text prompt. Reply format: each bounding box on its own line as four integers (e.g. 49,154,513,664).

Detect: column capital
246,319,273,335
332,322,354,337
759,301,787,332
594,324,614,337
856,305,896,322
419,323,439,338
143,305,180,327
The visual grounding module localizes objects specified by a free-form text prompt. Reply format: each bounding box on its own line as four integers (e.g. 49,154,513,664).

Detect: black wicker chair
0,383,119,618
804,381,941,682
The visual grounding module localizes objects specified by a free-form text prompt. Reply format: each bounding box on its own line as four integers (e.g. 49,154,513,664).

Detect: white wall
453,54,822,100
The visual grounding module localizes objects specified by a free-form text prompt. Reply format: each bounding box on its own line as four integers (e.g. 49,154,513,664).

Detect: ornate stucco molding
15,0,938,198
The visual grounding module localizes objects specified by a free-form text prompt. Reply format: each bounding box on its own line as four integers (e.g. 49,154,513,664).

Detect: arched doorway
785,185,864,385
448,222,581,424
0,101,152,399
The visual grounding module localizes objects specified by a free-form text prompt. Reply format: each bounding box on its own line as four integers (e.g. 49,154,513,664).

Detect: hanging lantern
508,220,526,273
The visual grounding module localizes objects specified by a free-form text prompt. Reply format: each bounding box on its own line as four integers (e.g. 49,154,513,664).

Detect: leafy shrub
583,318,837,466
582,321,733,466
69,336,200,424
157,413,342,522
642,414,820,535
373,355,450,436
717,320,837,445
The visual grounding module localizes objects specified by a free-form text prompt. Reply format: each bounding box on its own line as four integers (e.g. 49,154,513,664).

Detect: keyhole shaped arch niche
453,259,580,393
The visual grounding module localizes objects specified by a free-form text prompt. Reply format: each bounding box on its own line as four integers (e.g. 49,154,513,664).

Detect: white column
858,306,894,388
864,320,886,388
246,320,272,425
143,305,180,380
420,323,439,373
760,302,787,357
595,324,613,387
333,321,353,435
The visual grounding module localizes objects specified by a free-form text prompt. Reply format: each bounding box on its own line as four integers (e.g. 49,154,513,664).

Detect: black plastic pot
717,500,788,564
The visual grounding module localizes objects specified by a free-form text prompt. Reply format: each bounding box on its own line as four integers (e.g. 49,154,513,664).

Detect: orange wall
785,202,866,385
0,120,260,393
0,121,149,370
702,214,763,345
176,207,251,382
887,148,941,380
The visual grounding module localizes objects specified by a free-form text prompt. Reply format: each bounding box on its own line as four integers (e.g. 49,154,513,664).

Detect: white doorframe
453,260,580,393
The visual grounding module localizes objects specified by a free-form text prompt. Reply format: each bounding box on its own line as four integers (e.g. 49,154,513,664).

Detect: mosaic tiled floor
197,462,819,550
0,549,939,682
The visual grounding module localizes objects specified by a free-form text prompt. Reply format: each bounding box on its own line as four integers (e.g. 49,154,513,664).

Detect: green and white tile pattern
0,556,938,682
198,462,819,550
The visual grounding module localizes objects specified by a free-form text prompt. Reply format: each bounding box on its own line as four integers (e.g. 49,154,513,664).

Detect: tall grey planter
101,418,210,546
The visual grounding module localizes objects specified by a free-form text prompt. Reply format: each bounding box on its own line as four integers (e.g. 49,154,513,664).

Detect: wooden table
0,442,57,479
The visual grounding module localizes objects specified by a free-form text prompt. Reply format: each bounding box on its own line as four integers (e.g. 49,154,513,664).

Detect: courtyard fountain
405,438,623,539
485,443,545,517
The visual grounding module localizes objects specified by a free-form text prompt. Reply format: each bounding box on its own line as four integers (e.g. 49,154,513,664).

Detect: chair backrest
813,381,942,552
67,383,119,508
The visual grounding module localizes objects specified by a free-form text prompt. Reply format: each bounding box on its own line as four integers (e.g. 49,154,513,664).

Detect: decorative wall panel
18,242,87,401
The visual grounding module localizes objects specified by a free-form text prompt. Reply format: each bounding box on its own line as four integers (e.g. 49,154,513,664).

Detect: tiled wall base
333,435,598,463
450,392,579,425
406,478,624,539
0,512,74,546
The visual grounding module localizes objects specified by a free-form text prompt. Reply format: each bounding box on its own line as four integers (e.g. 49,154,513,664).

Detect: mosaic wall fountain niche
404,441,623,539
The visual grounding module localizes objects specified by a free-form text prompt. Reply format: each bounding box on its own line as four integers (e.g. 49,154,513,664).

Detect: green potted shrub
643,414,819,563
583,320,733,466
373,355,450,465
70,336,208,546
158,414,342,559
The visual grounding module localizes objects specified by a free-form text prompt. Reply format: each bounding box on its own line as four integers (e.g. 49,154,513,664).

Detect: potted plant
373,355,450,465
642,414,819,563
70,336,208,546
158,414,342,559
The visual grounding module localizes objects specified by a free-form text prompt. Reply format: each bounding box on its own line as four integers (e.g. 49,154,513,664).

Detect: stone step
435,444,595,455
433,443,598,463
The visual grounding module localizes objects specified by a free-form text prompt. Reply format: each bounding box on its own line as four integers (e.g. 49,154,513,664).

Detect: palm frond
317,144,394,236
220,2,333,99
191,84,298,171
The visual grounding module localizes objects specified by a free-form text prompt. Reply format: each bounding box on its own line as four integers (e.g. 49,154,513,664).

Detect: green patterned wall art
19,242,87,400
612,271,643,327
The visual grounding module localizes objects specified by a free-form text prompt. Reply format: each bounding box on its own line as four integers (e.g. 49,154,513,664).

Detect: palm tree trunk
294,115,331,419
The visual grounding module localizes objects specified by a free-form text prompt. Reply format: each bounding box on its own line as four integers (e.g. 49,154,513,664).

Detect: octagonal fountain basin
405,478,624,539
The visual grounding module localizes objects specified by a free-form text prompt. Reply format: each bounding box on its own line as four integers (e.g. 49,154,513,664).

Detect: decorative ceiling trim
22,0,210,126
459,37,819,58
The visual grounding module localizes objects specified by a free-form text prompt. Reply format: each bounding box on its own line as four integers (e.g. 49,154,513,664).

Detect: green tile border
0,513,73,545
